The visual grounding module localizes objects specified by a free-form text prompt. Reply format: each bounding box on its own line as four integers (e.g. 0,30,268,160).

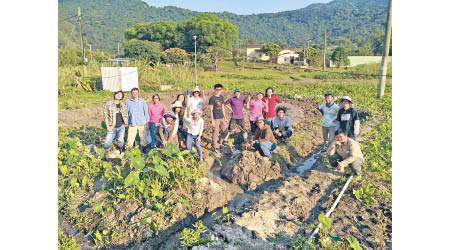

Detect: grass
58,59,391,110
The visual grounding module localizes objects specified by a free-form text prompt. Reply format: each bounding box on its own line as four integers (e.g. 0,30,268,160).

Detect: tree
369,29,385,55
178,13,238,53
123,39,162,64
308,48,323,68
124,21,182,50
202,46,229,72
262,42,281,63
161,48,189,64
331,46,350,67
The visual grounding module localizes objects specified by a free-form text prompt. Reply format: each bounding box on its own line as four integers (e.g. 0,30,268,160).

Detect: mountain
58,0,389,53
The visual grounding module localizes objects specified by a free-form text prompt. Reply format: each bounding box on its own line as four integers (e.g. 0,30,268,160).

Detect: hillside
58,0,388,53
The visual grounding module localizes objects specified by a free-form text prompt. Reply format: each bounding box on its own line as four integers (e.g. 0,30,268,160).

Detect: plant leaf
124,171,139,187
318,214,331,229
132,156,145,170
60,165,68,176
330,235,343,242
152,164,170,178
347,235,362,250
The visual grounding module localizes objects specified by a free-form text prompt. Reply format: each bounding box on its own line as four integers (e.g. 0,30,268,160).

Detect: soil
59,91,391,250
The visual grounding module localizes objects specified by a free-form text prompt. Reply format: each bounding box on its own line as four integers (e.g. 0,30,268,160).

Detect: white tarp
101,67,139,92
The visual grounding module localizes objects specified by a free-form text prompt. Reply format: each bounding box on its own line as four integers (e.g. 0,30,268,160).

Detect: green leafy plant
347,235,363,250
179,220,211,248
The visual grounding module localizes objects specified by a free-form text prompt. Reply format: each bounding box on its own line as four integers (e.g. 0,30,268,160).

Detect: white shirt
188,97,204,117
319,102,340,127
184,117,204,136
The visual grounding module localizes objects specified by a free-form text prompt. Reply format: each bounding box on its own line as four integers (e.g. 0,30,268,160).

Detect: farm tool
74,77,93,92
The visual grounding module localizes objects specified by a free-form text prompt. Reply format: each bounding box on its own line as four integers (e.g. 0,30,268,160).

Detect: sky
144,0,332,15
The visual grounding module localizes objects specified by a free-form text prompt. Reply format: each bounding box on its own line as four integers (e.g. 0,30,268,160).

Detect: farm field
58,60,392,249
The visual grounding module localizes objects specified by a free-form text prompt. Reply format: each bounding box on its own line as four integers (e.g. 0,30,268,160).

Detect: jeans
186,133,202,159
249,121,257,135
322,126,335,147
274,128,293,141
104,125,125,149
327,153,363,176
149,122,158,148
265,117,275,127
253,141,277,158
178,126,188,138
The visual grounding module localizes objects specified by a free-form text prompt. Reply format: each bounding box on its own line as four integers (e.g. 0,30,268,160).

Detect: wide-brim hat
171,101,183,109
340,96,353,104
163,111,177,120
192,86,200,93
191,109,203,116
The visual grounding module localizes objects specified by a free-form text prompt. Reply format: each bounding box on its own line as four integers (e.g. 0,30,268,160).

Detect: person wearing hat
184,109,204,161
245,116,277,158
224,88,248,140
171,101,184,145
327,129,364,176
318,93,340,149
186,86,205,119
148,94,165,148
155,111,178,148
335,96,360,139
246,92,268,135
272,106,293,144
103,90,129,153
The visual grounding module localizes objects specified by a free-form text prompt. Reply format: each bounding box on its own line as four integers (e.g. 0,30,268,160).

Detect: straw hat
171,101,183,109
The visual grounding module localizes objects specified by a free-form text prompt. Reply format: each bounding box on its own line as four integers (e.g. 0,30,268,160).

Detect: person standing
327,129,364,176
103,91,129,153
335,96,360,139
209,83,228,154
148,94,165,148
125,88,149,151
245,116,277,159
262,87,282,126
184,109,204,161
186,86,205,118
319,93,340,149
247,92,268,135
271,107,293,144
224,88,248,139
171,101,184,145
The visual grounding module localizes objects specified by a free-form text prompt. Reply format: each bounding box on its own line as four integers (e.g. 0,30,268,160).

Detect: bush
123,39,162,64
161,48,189,64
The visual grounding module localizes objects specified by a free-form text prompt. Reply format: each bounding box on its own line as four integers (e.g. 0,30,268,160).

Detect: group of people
102,84,365,175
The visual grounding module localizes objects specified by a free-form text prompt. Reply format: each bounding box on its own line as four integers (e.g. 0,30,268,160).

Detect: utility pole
77,7,85,64
377,0,392,99
323,28,327,71
193,36,198,87
88,44,92,62
117,42,120,57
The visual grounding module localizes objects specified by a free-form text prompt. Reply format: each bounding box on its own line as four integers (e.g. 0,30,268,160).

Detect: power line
58,15,77,22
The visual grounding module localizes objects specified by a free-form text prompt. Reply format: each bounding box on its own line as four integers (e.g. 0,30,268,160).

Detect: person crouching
184,109,204,161
327,129,364,176
271,106,293,144
245,116,277,159
155,111,178,148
